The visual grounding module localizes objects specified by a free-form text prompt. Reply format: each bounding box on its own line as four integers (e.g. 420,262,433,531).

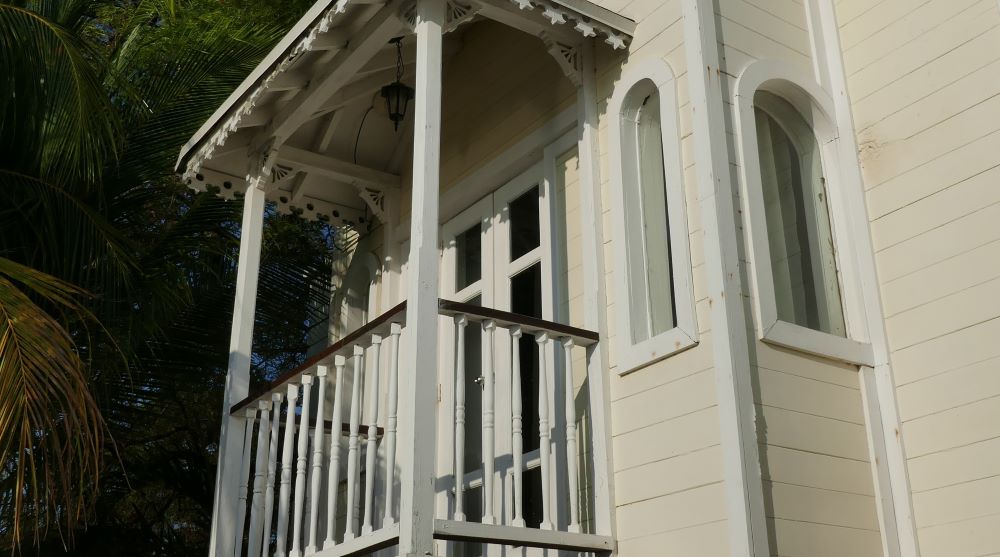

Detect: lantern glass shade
381,82,414,130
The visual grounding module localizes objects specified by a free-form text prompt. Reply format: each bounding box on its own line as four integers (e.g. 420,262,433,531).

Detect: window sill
762,319,874,367
616,327,699,376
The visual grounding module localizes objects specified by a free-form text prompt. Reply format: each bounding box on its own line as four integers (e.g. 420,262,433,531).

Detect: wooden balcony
225,301,612,556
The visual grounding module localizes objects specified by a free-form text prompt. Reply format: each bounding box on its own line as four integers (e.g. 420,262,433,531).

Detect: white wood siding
835,0,1000,555
588,1,733,554
439,21,576,192
396,20,578,221
708,0,884,553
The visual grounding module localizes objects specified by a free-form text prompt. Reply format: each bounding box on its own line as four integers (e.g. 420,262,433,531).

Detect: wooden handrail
438,299,600,346
230,301,407,414
230,298,600,415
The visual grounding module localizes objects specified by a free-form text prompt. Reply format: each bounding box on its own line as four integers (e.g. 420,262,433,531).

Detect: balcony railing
226,300,612,556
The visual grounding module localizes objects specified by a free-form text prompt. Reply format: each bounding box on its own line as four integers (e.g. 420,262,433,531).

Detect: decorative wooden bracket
540,31,581,87
356,186,387,224
402,0,478,34
507,0,630,50
267,164,299,192
247,139,280,190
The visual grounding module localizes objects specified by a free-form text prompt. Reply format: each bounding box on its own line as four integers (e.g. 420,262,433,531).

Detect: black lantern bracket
380,37,415,131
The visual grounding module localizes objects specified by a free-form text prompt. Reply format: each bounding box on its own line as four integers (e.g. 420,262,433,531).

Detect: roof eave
174,0,348,174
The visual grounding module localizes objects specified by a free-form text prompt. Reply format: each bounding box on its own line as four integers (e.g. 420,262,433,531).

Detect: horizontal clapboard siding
592,1,732,554
708,0,884,554
837,0,1000,555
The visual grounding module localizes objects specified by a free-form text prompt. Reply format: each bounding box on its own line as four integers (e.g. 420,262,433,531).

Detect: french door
438,162,557,555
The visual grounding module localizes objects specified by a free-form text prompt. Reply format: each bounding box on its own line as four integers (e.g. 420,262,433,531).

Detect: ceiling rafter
269,71,311,91
277,146,401,190
310,66,413,122
256,0,406,149
289,110,345,204
311,27,352,50
181,0,362,177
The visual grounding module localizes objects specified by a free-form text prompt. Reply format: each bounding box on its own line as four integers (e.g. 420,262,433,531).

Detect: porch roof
174,0,633,228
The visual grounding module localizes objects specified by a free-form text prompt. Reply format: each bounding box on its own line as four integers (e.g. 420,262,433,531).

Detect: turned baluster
453,314,468,521
562,338,581,533
362,335,383,535
289,375,313,557
535,332,553,530
236,407,257,557
343,345,364,540
481,320,497,525
247,401,272,557
510,326,526,527
261,393,283,557
323,356,347,549
275,383,299,557
382,323,402,525
306,366,328,553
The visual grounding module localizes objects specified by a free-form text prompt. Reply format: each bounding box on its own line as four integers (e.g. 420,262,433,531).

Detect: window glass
508,185,540,261
455,223,481,291
754,91,845,336
622,85,676,344
510,262,542,527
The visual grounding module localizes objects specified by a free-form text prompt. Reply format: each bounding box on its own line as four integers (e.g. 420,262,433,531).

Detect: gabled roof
175,0,634,226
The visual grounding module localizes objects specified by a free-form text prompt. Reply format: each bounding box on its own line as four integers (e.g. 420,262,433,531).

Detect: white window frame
734,60,873,366
608,58,698,375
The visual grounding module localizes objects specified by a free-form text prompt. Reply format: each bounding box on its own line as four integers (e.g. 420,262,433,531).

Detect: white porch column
398,0,445,555
209,161,271,557
574,40,617,539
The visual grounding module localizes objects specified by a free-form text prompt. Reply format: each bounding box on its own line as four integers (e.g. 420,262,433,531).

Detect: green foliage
0,0,337,553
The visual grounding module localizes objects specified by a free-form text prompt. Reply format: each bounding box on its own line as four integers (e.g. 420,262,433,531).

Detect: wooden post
209,165,270,557
575,40,617,540
398,0,445,554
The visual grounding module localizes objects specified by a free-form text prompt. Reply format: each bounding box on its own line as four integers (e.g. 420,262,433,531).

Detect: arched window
735,62,872,365
753,91,845,337
609,60,697,374
623,81,674,341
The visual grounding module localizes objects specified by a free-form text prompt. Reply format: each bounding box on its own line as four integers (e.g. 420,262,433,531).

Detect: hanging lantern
381,37,414,131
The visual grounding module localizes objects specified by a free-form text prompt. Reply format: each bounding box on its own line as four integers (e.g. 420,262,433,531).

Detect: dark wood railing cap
230,299,599,415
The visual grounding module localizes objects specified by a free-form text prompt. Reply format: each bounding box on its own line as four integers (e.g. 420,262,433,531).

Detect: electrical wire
353,104,374,164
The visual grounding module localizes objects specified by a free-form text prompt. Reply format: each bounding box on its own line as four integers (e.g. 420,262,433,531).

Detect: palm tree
0,0,327,551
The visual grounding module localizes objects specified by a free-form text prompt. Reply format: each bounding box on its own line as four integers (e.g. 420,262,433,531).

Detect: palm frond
0,257,104,549
0,170,138,297
0,2,120,187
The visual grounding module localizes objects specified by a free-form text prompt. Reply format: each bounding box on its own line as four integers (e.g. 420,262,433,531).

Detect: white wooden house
176,0,1000,555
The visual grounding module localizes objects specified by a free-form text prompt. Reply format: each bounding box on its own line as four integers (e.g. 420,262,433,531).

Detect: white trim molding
607,57,698,375
804,0,921,552
733,60,874,367
682,0,771,554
